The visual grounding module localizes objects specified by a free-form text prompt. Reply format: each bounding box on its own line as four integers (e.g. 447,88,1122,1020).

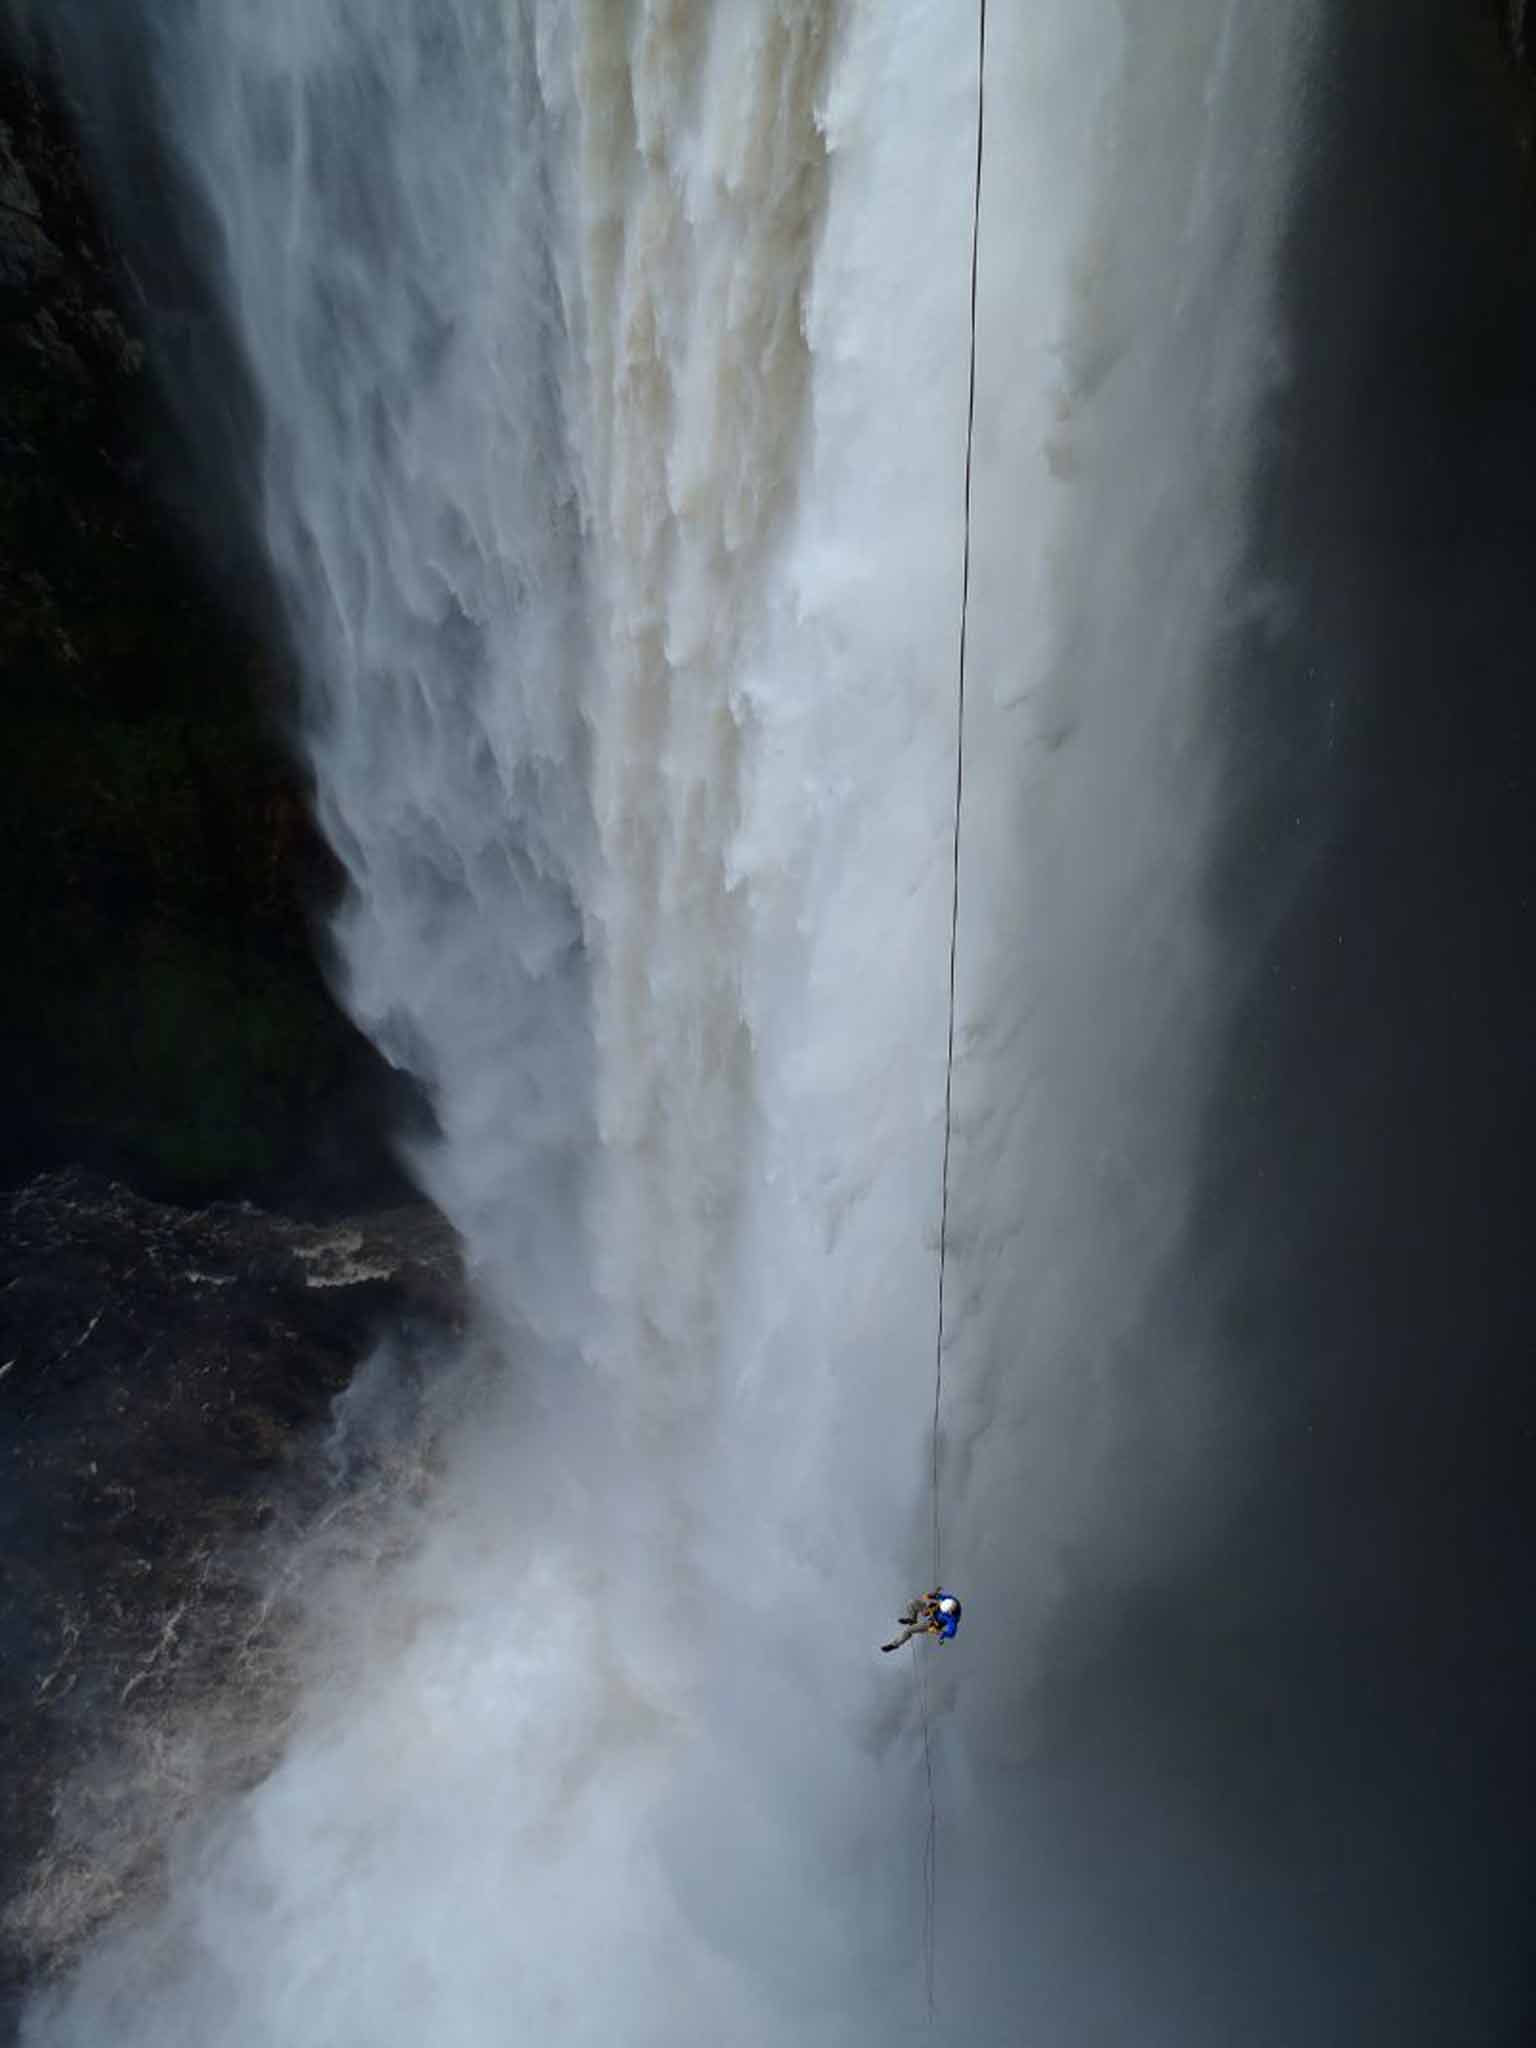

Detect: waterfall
22,3,1314,2041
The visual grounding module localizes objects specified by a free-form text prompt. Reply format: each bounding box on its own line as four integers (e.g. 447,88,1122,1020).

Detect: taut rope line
931,0,986,1588
916,1645,938,2024
918,0,987,2030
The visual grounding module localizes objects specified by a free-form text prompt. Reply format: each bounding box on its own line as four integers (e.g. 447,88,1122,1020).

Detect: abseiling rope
932,0,986,1588
916,1646,938,2022
919,0,987,2029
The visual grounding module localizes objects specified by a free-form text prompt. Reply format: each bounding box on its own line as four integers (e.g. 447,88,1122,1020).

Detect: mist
11,0,1532,2043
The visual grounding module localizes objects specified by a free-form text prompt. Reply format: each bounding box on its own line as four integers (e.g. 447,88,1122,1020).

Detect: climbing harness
917,0,987,2027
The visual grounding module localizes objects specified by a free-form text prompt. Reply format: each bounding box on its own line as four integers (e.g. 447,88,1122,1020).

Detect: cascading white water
23,3,1315,2041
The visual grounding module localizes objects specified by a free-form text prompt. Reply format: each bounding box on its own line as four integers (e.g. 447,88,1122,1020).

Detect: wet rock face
0,49,419,1214
0,1171,462,2026
0,49,450,2028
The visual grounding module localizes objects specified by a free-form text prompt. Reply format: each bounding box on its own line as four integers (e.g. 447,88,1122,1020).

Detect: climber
881,1588,962,1653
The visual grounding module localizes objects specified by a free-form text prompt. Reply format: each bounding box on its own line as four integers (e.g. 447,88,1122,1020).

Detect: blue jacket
932,1591,961,1641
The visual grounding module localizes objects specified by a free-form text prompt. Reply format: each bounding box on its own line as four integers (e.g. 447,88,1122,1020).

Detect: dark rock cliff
0,48,453,2030
0,1170,462,2024
0,53,417,1214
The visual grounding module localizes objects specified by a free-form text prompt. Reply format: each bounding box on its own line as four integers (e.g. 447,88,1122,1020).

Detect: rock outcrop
0,51,415,1213
0,1170,462,2026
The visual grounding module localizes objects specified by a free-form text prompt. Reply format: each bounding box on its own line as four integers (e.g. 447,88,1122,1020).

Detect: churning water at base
22,4,1314,2041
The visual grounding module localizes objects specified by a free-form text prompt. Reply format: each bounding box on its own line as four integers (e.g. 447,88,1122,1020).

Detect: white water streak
22,2,1315,2042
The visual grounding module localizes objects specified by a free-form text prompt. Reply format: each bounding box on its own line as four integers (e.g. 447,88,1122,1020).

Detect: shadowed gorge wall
0,53,411,1211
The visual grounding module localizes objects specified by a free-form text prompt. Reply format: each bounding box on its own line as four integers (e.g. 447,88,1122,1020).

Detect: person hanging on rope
881,1588,962,1653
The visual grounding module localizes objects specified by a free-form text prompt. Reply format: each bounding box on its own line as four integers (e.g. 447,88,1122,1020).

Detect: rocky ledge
0,1170,462,2024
